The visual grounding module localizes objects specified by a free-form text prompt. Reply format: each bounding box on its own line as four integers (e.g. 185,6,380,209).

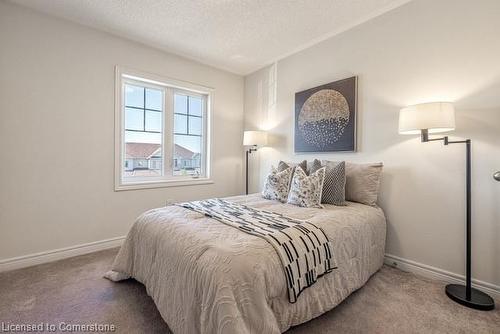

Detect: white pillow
287,166,326,208
262,166,293,203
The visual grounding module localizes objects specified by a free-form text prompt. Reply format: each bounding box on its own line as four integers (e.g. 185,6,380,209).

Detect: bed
106,193,386,333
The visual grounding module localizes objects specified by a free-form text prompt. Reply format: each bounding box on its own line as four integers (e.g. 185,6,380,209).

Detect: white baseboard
384,253,500,300
0,236,125,273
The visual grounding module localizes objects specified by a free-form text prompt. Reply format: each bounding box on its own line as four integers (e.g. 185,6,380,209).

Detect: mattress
107,193,386,334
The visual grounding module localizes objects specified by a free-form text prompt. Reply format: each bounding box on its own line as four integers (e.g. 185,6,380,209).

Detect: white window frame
114,66,213,191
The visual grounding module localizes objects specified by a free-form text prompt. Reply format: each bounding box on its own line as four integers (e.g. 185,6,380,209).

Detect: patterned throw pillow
262,166,293,203
310,159,347,206
287,166,326,208
277,160,308,175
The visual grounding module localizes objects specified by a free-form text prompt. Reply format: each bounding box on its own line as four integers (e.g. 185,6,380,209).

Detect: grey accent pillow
310,159,346,206
287,166,326,208
277,160,308,175
262,166,293,203
345,162,383,206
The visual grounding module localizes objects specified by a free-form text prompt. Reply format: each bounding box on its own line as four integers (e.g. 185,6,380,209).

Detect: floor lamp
399,102,495,311
243,130,268,195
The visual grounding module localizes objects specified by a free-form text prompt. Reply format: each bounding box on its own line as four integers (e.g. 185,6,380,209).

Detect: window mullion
121,81,126,183
186,96,190,135
143,88,146,132
201,97,206,178
164,88,174,179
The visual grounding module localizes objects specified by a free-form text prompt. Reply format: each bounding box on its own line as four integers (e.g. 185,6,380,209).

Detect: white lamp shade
399,102,455,134
243,130,268,146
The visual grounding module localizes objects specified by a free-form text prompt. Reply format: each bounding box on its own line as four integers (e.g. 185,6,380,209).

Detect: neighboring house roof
125,142,195,159
174,143,196,160
125,143,161,159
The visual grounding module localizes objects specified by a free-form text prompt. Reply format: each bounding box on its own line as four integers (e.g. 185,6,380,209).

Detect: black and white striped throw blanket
177,198,337,303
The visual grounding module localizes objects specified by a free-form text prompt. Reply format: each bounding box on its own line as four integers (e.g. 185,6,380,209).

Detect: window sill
115,178,213,191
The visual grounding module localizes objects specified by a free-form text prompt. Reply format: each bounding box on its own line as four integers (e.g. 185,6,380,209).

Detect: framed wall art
294,76,357,152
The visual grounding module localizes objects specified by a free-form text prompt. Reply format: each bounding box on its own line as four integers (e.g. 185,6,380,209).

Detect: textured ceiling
10,0,412,75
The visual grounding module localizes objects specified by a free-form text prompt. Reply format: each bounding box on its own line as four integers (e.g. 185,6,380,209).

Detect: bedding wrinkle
178,199,335,303
107,194,386,334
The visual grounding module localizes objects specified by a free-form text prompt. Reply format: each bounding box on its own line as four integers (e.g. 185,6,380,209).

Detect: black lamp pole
420,129,494,311
245,146,257,195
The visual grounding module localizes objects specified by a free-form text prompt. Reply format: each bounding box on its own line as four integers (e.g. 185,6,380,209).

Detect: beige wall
0,2,244,260
245,0,500,286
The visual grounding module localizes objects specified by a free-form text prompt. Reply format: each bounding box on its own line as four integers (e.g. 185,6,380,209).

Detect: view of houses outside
124,142,201,177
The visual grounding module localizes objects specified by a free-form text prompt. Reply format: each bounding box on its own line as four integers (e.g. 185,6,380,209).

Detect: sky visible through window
124,85,202,153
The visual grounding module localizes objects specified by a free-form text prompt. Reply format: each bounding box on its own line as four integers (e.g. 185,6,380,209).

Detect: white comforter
107,194,386,334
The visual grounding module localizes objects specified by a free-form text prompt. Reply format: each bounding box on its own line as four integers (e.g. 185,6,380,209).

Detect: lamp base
445,284,495,311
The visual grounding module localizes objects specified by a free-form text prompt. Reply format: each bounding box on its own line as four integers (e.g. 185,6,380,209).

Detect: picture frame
294,76,357,153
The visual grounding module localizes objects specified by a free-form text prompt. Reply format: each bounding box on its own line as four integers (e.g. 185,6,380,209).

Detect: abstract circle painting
298,89,349,148
294,76,357,152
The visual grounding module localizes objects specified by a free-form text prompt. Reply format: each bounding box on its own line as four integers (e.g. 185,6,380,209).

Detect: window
173,93,203,176
115,67,211,190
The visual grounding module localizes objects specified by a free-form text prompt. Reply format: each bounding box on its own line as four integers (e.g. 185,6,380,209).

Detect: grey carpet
0,248,498,334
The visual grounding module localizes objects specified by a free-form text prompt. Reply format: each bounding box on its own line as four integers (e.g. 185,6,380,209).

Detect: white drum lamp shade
243,130,268,146
399,102,455,134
